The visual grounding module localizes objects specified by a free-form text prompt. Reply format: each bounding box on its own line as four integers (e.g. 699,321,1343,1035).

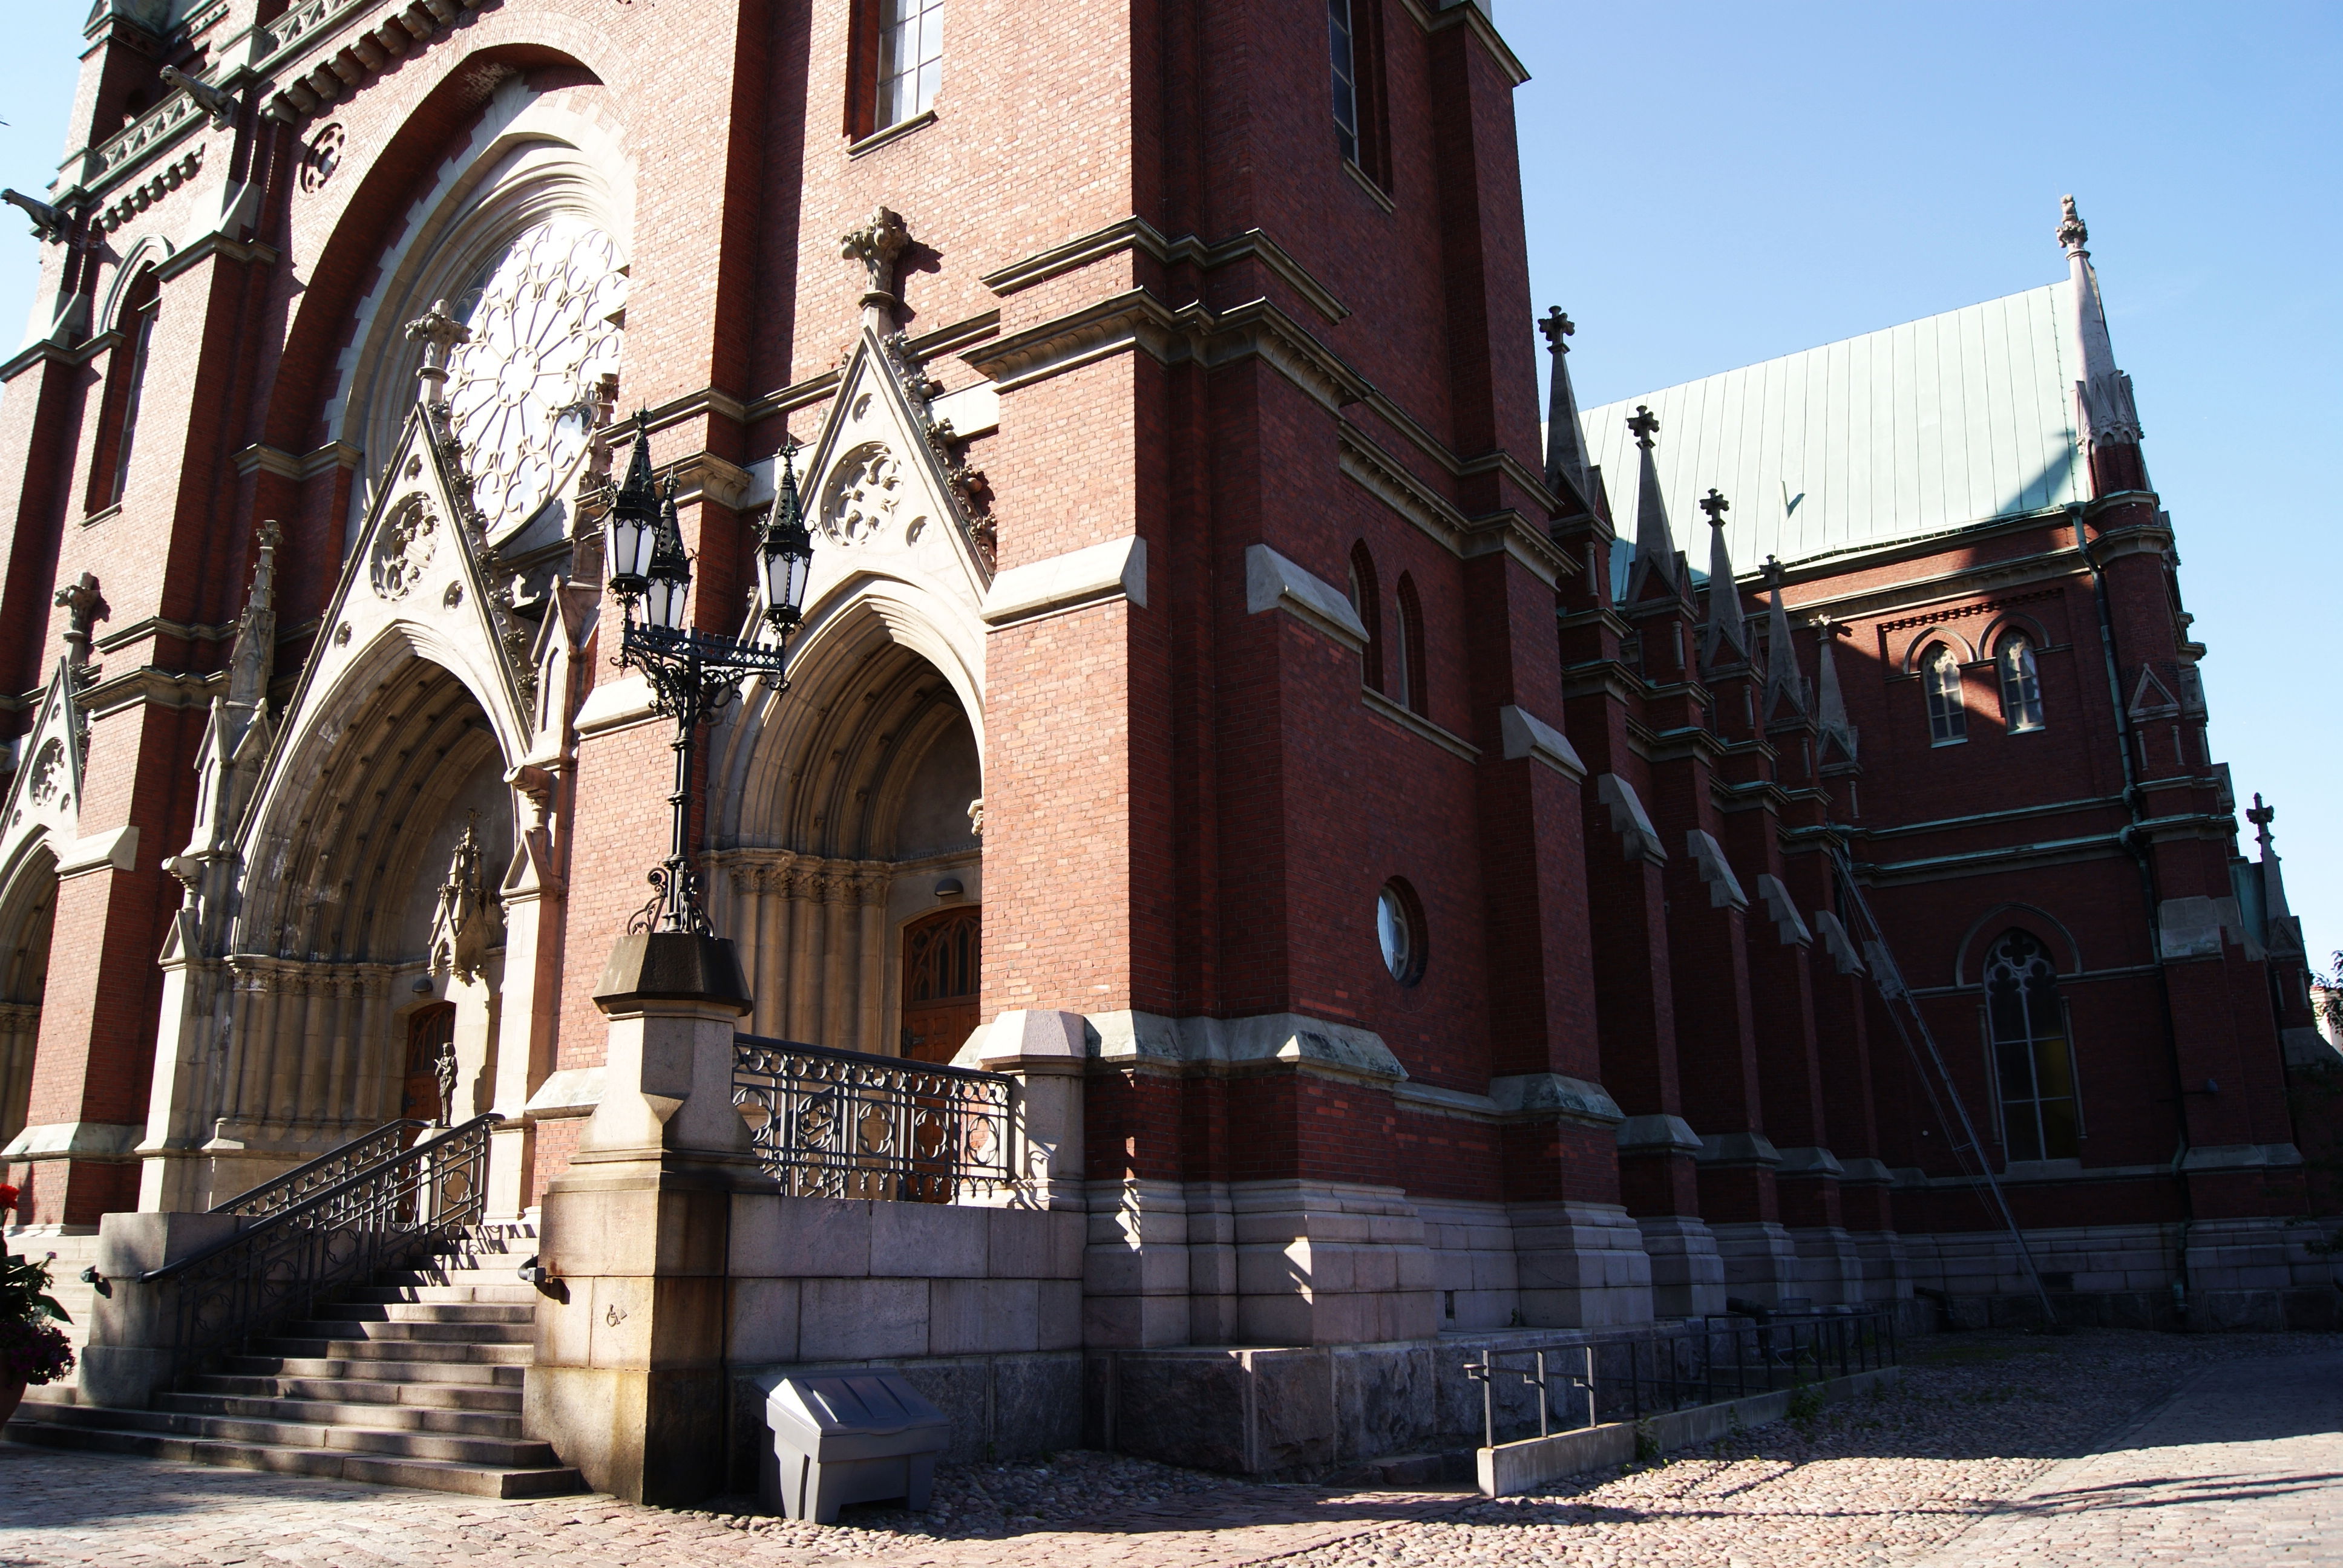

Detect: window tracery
1997,633,2045,732
1922,642,1965,744
1984,930,2079,1160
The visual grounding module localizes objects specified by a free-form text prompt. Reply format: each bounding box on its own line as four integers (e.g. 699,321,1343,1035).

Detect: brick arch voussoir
258,11,627,460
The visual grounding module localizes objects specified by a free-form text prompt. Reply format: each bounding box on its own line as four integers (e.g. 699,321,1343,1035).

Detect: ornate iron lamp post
604,417,814,934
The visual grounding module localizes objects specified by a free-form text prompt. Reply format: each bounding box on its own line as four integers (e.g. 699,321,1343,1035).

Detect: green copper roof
1581,280,2085,586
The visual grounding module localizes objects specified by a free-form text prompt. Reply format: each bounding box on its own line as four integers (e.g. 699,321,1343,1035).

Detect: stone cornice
981,215,1350,325
1392,0,1532,87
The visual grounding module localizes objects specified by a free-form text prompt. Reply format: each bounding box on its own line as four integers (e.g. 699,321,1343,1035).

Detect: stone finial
1758,555,1808,718
841,206,912,328
1699,490,1746,670
53,573,105,670
2248,792,2276,852
2056,194,2088,256
403,299,472,405
224,520,280,712
1540,307,1595,512
1625,407,1679,599
1628,405,1660,450
430,812,503,987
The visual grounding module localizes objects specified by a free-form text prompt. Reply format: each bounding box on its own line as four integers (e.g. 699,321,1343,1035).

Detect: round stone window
1377,880,1424,985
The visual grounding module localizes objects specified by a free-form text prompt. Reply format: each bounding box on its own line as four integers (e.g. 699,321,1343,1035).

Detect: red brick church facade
1,0,2333,1382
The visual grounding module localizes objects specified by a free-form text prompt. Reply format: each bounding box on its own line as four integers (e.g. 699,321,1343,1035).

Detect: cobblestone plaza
6,1331,2338,1567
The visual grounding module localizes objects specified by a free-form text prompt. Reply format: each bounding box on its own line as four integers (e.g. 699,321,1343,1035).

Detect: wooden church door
402,1003,457,1132
900,905,980,1063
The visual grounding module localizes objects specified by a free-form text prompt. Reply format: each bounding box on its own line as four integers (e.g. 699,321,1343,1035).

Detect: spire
1815,617,1857,762
1758,556,1809,718
2248,794,2292,919
1624,406,1679,599
2057,195,2145,482
1698,489,1747,669
225,520,280,714
1539,307,1594,511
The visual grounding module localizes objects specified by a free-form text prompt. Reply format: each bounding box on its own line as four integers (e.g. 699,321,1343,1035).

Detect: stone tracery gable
0,663,93,890
229,409,540,911
791,326,997,616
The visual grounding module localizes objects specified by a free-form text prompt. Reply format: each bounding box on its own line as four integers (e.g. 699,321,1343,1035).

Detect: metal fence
143,1114,496,1364
732,1034,1016,1202
1464,1307,1899,1449
209,1119,434,1219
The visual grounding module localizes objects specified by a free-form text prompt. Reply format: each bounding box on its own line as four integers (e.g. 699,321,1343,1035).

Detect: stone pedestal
522,931,768,1506
1635,1213,1728,1318
76,1209,244,1408
957,1009,1087,1210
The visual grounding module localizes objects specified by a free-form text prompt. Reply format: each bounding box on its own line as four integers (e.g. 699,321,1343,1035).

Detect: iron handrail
140,1114,499,1364
1464,1307,1898,1451
209,1119,433,1218
733,1034,1016,1203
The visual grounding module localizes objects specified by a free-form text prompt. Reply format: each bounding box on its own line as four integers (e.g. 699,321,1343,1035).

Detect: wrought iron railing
1465,1307,1898,1450
210,1119,433,1219
143,1114,497,1364
732,1035,1015,1202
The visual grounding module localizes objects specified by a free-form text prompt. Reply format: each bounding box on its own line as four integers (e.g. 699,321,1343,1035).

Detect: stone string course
4,1328,2337,1566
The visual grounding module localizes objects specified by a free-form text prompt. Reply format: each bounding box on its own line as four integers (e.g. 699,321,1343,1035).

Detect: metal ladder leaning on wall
1829,844,2059,1327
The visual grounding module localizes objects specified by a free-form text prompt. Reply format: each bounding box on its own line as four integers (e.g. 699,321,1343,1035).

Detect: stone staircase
4,1224,585,1498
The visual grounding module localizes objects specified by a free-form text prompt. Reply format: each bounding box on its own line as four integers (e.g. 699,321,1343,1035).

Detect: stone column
523,930,768,1505
958,1008,1087,1209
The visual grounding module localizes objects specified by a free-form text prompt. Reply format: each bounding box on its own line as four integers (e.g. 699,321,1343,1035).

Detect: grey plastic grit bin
762,1373,951,1523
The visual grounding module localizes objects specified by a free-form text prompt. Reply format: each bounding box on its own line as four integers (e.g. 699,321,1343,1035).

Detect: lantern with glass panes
603,417,814,934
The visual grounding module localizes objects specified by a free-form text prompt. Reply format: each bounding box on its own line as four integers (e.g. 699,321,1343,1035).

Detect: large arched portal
716,616,983,1059
0,849,56,1152
182,657,516,1203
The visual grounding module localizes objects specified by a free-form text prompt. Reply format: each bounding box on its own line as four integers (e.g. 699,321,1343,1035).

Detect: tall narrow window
1349,541,1384,694
1396,573,1427,715
1329,0,1361,165
89,272,159,514
1984,930,2079,1161
1997,633,2045,732
877,0,945,131
1922,642,1966,745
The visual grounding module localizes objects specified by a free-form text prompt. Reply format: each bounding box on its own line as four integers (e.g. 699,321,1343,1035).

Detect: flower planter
0,1375,25,1429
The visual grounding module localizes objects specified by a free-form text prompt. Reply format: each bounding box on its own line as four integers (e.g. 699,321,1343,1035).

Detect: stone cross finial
841,206,912,329
2249,792,2276,851
1763,554,1784,588
2056,194,2089,255
1628,405,1660,449
1539,306,1575,353
53,573,105,670
404,299,472,405
1700,488,1730,527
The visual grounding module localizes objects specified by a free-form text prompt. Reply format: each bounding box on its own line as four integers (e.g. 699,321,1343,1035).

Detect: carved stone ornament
821,442,906,545
429,814,503,985
370,500,439,601
299,122,346,193
26,740,63,808
840,206,911,325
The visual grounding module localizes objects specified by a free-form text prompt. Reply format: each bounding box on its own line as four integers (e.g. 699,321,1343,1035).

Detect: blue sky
0,3,2335,966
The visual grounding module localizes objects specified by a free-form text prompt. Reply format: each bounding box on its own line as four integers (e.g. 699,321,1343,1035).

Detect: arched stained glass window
1984,930,2079,1161
1922,643,1966,745
1997,634,2045,732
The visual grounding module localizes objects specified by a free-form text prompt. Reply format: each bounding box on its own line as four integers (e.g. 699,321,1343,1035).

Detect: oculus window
1377,880,1424,985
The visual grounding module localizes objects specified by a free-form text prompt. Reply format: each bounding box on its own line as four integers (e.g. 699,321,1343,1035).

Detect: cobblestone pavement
2,1329,2336,1568
1912,1346,2343,1566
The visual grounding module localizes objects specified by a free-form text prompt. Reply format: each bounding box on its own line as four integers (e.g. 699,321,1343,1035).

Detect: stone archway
0,847,57,1152
715,617,982,1057
162,656,516,1204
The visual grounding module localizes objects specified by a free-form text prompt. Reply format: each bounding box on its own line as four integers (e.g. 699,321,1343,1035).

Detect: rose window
821,443,903,545
442,218,628,538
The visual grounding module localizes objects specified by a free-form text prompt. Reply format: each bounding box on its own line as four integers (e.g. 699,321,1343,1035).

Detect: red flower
0,1183,18,1212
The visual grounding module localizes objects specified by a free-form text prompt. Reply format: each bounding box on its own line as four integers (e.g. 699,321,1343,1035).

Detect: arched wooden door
402,1003,456,1132
900,904,980,1063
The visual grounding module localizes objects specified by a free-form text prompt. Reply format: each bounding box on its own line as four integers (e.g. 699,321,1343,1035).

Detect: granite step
183,1372,523,1410
158,1390,524,1438
2,1409,582,1498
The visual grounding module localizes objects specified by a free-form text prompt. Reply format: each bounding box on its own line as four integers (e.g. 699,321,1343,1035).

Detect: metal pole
1536,1350,1550,1438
